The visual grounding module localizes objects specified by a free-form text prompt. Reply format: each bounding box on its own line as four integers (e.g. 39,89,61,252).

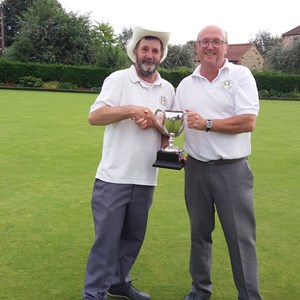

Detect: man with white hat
82,26,174,300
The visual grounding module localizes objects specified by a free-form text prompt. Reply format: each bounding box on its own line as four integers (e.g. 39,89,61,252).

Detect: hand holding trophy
152,109,186,170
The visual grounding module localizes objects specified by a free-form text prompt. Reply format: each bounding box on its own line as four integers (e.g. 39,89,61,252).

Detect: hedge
0,59,299,94
0,59,114,89
253,71,300,94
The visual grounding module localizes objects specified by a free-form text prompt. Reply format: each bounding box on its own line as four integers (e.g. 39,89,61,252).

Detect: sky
59,0,299,45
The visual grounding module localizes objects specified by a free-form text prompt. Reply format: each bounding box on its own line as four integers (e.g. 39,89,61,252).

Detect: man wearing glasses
174,25,263,300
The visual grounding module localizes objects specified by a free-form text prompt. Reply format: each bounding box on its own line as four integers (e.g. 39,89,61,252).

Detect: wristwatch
205,119,213,132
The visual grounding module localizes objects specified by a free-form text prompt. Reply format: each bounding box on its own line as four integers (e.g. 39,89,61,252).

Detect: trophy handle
154,109,167,135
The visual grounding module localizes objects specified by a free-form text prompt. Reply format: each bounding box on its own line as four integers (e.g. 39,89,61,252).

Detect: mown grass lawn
0,90,299,299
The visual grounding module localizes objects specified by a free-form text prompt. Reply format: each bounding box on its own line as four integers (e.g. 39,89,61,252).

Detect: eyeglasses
197,39,226,48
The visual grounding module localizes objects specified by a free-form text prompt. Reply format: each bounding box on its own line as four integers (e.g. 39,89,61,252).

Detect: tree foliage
161,41,197,69
92,22,117,46
4,0,96,65
2,1,298,74
3,1,130,68
266,42,300,74
2,0,33,46
118,27,133,48
250,30,281,57
91,22,129,68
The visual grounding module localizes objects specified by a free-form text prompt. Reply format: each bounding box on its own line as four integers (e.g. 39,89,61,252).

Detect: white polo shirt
90,65,175,186
174,59,259,161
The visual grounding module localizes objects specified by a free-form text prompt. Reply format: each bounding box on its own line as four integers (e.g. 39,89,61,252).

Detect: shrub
42,81,60,89
58,82,78,90
20,76,43,87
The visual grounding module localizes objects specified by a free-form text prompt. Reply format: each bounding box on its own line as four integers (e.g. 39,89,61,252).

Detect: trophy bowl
152,109,186,170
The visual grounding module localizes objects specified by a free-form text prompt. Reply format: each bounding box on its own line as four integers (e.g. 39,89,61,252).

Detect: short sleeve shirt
91,65,175,185
174,59,259,161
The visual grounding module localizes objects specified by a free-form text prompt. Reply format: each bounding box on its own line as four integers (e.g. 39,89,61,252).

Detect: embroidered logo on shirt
221,80,233,90
159,96,167,106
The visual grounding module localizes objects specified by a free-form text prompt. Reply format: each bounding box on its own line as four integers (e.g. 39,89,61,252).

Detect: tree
94,43,129,68
250,29,300,73
92,21,117,45
161,41,196,69
91,22,129,68
4,0,96,65
2,0,33,46
118,27,133,49
250,30,281,57
266,41,300,74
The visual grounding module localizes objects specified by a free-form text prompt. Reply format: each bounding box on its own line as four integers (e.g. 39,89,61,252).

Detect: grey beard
140,63,156,75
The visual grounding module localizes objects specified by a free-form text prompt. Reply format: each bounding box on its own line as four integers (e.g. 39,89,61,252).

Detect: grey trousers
82,179,154,300
185,156,263,300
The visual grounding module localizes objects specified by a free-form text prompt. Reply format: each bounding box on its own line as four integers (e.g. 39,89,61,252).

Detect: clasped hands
131,107,156,130
131,107,206,131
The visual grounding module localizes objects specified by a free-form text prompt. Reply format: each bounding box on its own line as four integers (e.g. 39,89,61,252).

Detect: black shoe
183,292,210,300
108,281,150,300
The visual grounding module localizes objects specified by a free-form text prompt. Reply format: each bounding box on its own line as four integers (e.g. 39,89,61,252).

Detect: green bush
58,82,78,90
42,81,60,89
20,76,43,87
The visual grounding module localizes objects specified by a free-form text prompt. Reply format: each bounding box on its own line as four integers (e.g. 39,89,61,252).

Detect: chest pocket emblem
221,80,233,90
159,96,167,106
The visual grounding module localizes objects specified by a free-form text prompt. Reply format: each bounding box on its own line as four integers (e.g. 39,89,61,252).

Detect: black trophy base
152,150,186,170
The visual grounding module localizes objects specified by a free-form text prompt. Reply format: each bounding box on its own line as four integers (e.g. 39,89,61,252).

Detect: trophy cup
152,109,186,170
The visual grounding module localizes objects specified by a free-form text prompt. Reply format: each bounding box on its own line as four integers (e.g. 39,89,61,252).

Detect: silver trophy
152,109,186,170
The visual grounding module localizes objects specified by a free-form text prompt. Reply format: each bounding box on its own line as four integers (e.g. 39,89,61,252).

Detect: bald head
197,25,228,44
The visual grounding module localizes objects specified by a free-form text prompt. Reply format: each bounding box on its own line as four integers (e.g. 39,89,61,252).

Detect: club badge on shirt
221,80,233,90
159,96,168,107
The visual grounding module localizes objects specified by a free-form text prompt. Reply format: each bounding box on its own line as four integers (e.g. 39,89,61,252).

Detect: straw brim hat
126,26,170,63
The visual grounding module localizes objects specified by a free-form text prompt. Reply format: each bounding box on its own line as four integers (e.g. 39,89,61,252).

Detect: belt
206,157,246,165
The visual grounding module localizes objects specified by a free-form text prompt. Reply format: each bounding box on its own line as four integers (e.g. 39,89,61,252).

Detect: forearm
211,115,257,134
89,105,139,126
187,111,257,134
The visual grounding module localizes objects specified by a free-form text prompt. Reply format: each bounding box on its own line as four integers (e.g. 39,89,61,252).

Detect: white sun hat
126,26,171,63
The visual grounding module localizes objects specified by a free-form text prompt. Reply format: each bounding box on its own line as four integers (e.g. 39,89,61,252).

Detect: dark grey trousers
185,156,263,300
82,179,154,300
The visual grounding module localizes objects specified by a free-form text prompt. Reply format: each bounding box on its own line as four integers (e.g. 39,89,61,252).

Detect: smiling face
196,25,228,69
133,37,163,80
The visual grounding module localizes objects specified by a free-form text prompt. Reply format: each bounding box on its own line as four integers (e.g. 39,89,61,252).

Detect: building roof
225,43,254,61
282,25,300,37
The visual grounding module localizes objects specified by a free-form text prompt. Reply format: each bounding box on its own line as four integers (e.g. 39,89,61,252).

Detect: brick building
225,43,265,71
281,25,300,48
